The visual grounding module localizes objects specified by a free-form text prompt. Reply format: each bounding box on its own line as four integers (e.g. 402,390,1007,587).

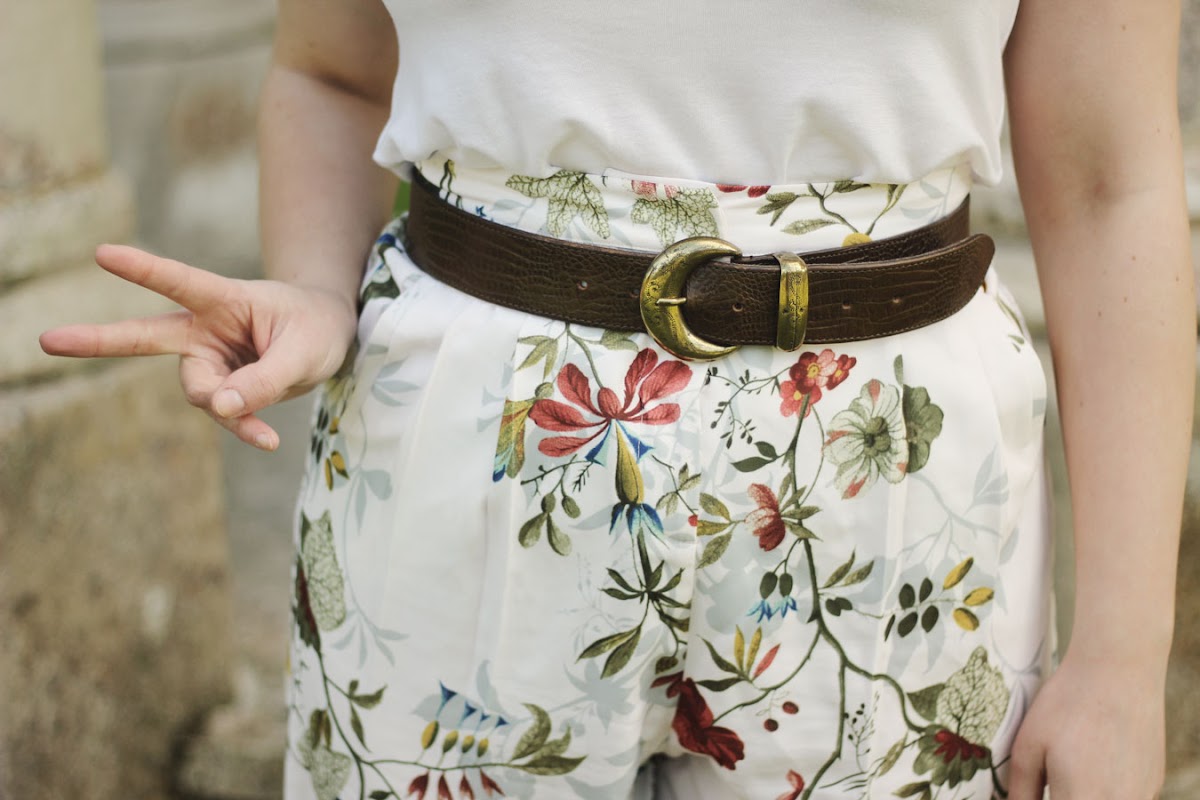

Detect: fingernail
213,389,245,418
254,433,276,451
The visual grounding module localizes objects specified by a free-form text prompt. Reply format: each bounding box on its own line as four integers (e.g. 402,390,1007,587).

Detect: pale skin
39,0,1194,796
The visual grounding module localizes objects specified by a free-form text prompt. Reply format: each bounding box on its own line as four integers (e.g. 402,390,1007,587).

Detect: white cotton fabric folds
373,0,1021,187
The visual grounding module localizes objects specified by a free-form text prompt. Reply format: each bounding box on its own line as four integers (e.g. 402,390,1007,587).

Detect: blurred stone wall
0,0,232,797
98,0,275,277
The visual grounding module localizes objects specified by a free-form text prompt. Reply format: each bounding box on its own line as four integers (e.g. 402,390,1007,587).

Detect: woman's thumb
211,346,308,418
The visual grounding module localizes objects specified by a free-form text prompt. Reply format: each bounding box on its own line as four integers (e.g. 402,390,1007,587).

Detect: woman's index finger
95,244,231,311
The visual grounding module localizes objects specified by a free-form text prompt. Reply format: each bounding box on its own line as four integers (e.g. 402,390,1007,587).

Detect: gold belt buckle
639,237,810,361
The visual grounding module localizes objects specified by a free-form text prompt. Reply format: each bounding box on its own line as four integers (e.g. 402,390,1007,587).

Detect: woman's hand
40,244,359,450
1007,651,1167,800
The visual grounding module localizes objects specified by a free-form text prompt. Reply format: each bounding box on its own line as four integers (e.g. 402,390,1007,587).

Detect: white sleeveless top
373,1,1020,187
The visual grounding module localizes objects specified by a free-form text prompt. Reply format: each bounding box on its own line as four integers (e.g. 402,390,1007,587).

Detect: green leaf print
518,513,545,548
579,629,637,660
876,736,907,777
350,684,385,709
908,683,945,723
698,532,732,567
630,188,719,246
757,191,800,225
300,511,346,631
602,628,641,678
505,171,610,238
297,736,352,800
512,704,552,760
902,384,944,474
517,336,560,380
781,217,838,236
936,647,1010,744
517,754,588,776
823,549,857,588
699,493,731,520
831,179,871,194
894,781,933,799
546,516,572,556
534,728,574,758
599,329,640,352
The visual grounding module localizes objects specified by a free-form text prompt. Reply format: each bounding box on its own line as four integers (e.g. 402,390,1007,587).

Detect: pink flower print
716,183,771,197
529,349,692,460
746,484,786,551
779,349,856,417
776,770,806,800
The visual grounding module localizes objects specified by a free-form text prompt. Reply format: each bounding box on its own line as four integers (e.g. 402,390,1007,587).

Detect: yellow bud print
420,720,439,750
461,734,475,752
477,738,490,757
442,730,459,752
842,232,872,247
614,428,645,505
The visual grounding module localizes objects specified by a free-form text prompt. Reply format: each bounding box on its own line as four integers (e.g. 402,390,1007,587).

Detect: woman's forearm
257,0,399,314
257,64,398,312
1028,184,1193,672
1005,0,1194,677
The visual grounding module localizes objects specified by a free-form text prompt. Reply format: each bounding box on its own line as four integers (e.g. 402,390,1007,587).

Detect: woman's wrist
1061,613,1175,681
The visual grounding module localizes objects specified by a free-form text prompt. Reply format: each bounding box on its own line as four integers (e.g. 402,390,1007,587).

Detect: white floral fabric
285,158,1054,800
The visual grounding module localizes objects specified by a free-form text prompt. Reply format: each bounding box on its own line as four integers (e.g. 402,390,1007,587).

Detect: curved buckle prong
640,237,741,361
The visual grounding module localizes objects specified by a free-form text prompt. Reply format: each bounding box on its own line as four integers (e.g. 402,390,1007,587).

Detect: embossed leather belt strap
404,171,994,346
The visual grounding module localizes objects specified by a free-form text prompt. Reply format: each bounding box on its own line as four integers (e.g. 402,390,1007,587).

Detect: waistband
410,157,973,255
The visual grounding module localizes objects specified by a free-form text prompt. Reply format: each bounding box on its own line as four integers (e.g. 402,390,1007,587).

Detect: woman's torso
373,0,1021,187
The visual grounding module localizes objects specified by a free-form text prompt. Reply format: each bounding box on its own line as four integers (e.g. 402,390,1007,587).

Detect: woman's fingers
208,409,281,451
94,244,232,312
179,355,280,450
210,335,315,420
39,311,193,358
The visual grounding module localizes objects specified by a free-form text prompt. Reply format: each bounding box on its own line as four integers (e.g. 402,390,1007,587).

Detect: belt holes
890,297,902,306
627,289,639,299
577,279,589,291
731,302,745,313
841,301,852,312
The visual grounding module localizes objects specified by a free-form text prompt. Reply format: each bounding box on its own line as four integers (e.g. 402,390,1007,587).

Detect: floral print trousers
286,158,1055,800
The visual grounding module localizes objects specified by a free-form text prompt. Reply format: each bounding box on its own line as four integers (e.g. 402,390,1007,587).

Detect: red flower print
479,771,506,797
437,775,453,800
776,770,806,800
632,180,658,198
407,772,430,799
746,484,786,551
779,349,856,417
716,184,771,197
669,678,746,770
529,349,692,458
651,670,685,694
632,180,680,199
458,775,476,800
933,729,989,764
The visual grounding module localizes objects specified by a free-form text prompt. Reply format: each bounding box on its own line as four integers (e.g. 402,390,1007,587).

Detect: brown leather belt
405,170,993,359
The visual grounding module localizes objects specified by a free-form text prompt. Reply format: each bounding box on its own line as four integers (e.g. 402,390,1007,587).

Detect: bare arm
259,0,398,306
1004,1,1194,797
